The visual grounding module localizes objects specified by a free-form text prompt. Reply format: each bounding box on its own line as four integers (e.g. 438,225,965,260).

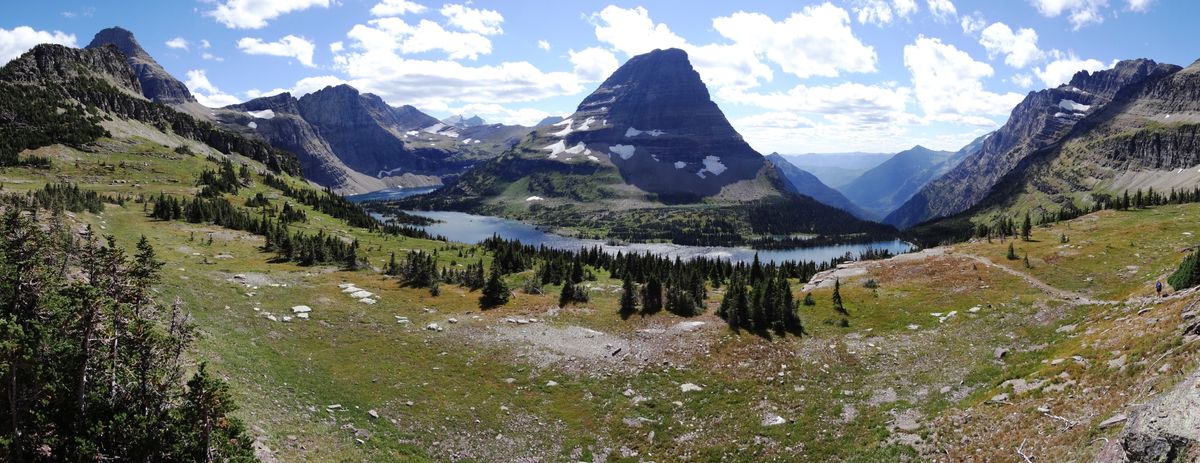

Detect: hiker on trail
1156,280,1163,296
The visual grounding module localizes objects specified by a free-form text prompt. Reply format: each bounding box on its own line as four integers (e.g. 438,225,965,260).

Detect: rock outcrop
1096,368,1200,462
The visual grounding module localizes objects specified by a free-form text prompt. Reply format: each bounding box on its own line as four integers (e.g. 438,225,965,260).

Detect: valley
1,5,1199,462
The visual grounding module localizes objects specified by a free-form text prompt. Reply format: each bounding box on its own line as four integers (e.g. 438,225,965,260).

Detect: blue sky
1,0,1195,154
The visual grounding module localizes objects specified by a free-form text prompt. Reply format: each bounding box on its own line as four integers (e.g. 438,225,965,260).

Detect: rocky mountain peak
543,47,762,198
230,92,300,114
1067,59,1180,98
85,26,196,104
0,44,141,95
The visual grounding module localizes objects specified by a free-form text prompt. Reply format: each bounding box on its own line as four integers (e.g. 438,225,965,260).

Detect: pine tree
832,278,847,315
1007,242,1018,260
560,278,576,306
480,262,510,309
1168,249,1200,290
641,277,663,314
1021,211,1032,241
803,292,815,306
619,277,638,317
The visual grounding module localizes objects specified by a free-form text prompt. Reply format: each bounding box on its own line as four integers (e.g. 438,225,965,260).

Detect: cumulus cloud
237,35,317,67
445,103,552,126
1126,0,1153,11
440,4,504,35
960,12,988,34
979,22,1045,68
719,83,913,128
1033,52,1107,87
245,74,348,99
589,6,772,88
207,0,332,29
185,70,242,107
926,0,957,20
537,40,550,51
0,26,76,64
904,36,1023,125
852,0,919,26
711,4,878,79
569,47,619,82
1028,0,1107,30
166,37,189,51
370,0,427,16
1011,73,1034,88
345,17,493,60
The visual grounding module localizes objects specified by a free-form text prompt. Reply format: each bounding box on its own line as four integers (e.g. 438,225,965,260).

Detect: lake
351,187,913,265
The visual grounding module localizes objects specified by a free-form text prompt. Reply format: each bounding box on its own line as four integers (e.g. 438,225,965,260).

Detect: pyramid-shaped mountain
404,48,894,245
85,27,196,104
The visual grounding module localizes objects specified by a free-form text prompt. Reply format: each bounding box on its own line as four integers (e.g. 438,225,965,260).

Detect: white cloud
903,36,1023,125
245,75,347,99
329,41,344,53
926,0,957,19
537,39,550,51
439,4,504,35
711,4,878,79
852,0,918,26
1028,0,1107,30
185,70,242,107
201,52,224,62
201,39,212,49
166,37,189,51
1126,0,1153,12
0,26,77,64
237,35,317,67
370,0,427,16
960,12,987,34
569,47,618,82
590,5,687,56
346,17,492,60
719,83,912,128
206,0,332,29
979,22,1044,68
1011,73,1034,88
1033,52,1107,87
327,18,584,111
445,103,551,126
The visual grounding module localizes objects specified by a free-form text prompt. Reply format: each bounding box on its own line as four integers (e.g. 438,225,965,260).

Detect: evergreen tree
1007,242,1018,260
1021,211,1032,241
619,277,639,317
832,278,847,315
1168,249,1200,290
480,261,511,309
803,292,815,306
641,277,663,314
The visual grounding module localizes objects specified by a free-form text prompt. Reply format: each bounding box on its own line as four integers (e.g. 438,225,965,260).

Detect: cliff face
0,44,141,95
85,27,196,104
887,59,1181,229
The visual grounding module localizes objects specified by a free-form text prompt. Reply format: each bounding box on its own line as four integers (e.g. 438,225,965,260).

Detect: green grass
5,136,1199,461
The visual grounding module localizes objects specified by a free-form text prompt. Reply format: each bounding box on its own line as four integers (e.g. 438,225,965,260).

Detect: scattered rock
367,409,379,419
989,393,1010,404
545,380,558,387
425,323,443,332
761,413,786,426
1055,323,1077,334
994,347,1010,359
291,305,312,314
680,383,703,393
447,318,458,324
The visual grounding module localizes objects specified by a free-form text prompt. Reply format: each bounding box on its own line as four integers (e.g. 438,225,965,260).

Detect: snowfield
1058,99,1091,112
246,109,275,119
609,144,636,160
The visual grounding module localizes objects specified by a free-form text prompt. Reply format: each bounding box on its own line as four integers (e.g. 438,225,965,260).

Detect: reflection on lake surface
353,187,912,264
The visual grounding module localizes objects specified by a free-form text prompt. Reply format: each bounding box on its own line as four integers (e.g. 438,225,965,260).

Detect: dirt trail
951,251,1121,306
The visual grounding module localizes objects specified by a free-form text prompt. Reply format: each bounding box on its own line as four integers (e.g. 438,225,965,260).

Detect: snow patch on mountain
674,161,686,169
625,127,665,137
1058,99,1091,112
609,144,635,160
246,109,275,119
701,156,727,176
543,140,567,157
247,121,257,129
565,142,587,155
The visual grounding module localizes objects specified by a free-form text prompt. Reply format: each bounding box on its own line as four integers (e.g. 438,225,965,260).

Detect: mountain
443,114,485,128
900,58,1200,244
0,43,300,174
780,152,893,188
837,145,957,220
766,153,871,219
886,59,1181,229
216,85,530,194
401,48,894,245
84,27,196,104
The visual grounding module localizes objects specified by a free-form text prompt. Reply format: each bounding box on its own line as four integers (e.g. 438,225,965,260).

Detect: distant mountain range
85,27,525,194
836,145,958,221
779,152,893,188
